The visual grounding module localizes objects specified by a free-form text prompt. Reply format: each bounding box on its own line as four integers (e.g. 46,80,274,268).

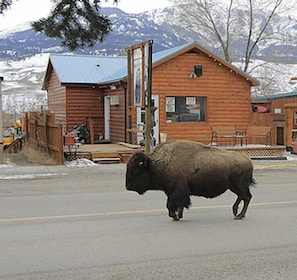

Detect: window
166,96,206,122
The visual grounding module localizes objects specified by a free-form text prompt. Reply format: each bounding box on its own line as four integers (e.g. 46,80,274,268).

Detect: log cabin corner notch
42,41,259,145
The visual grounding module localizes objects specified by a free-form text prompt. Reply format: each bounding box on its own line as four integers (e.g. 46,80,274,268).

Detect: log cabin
42,42,259,145
252,90,297,149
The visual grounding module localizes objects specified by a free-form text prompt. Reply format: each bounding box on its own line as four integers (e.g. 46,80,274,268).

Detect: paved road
0,161,297,279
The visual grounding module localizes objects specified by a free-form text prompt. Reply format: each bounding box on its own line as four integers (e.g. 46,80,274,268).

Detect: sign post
126,40,153,153
0,77,3,163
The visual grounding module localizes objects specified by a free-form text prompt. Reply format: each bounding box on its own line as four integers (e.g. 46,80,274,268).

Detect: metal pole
145,43,153,153
0,77,3,163
126,49,132,143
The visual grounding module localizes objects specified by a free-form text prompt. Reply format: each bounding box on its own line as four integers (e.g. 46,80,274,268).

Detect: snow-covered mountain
1,7,297,61
0,54,48,114
0,7,190,59
1,6,297,115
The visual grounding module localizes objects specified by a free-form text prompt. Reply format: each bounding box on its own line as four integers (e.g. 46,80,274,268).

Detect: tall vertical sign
127,40,153,153
133,47,143,106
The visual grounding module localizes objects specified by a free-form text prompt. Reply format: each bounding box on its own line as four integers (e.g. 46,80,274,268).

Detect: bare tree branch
170,0,287,69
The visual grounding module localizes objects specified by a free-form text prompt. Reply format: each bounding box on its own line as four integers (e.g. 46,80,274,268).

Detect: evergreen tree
0,0,12,13
0,0,118,51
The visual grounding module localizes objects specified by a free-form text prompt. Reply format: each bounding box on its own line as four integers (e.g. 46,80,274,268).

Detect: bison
126,140,255,221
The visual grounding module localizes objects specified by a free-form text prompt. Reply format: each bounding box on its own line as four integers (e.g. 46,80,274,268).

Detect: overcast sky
0,0,172,30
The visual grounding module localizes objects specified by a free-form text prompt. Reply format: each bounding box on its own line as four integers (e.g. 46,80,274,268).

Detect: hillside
1,6,297,114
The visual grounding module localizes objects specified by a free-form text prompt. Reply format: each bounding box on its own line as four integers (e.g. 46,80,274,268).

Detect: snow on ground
0,172,68,180
0,158,98,180
0,157,98,169
65,158,98,168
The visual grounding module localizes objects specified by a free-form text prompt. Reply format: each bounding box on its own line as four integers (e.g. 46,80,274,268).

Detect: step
92,157,121,164
91,152,119,158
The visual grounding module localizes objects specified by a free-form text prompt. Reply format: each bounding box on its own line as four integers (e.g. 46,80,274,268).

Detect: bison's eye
138,161,144,167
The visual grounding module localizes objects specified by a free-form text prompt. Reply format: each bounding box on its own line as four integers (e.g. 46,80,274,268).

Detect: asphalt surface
1,157,297,279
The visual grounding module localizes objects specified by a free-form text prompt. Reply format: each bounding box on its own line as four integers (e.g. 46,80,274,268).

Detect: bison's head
125,152,152,195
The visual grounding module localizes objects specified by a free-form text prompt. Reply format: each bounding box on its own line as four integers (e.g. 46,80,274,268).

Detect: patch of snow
65,158,97,168
0,173,68,180
0,163,16,169
0,158,16,168
286,156,297,161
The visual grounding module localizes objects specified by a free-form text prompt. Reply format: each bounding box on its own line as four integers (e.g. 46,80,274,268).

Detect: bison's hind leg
230,177,253,219
232,191,252,220
232,197,241,217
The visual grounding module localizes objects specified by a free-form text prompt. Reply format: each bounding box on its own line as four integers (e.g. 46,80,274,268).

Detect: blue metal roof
152,43,193,63
48,41,258,86
49,54,127,85
252,90,297,101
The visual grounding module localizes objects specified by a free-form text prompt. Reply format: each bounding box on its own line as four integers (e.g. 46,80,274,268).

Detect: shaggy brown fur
126,140,255,221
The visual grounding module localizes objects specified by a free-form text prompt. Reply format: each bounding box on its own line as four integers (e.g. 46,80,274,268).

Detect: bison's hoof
234,215,244,220
169,210,180,221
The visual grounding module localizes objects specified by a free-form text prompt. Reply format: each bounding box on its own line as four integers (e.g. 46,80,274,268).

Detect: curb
253,162,297,169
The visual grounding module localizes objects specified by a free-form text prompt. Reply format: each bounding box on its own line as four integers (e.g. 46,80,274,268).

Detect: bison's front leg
178,206,184,219
168,207,183,221
166,194,180,221
168,209,179,221
166,191,189,221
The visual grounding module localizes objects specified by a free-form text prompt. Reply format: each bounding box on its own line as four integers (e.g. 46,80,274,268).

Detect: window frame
165,96,206,123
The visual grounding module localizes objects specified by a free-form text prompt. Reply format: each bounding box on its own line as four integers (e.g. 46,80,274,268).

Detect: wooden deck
223,144,287,160
64,142,287,163
64,142,143,163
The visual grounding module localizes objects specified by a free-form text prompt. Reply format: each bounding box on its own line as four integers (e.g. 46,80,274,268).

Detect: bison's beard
126,184,147,195
136,189,146,195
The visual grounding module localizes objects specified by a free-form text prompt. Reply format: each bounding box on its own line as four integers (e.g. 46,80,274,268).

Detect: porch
223,144,287,160
64,142,287,163
64,142,144,164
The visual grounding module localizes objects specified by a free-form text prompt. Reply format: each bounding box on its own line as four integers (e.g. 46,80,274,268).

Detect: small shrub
20,144,58,165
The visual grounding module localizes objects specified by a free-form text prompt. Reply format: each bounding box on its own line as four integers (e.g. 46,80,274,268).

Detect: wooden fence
251,112,286,145
24,111,64,164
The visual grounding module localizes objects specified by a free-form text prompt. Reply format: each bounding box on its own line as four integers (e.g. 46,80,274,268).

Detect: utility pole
0,77,3,163
144,41,153,153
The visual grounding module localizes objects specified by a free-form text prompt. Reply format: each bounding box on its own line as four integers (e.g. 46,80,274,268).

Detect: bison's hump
150,140,252,172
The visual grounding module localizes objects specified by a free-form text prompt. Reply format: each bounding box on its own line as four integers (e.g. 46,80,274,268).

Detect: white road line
1,200,297,223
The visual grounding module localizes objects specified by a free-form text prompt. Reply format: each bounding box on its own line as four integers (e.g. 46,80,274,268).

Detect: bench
243,126,272,146
210,126,243,146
